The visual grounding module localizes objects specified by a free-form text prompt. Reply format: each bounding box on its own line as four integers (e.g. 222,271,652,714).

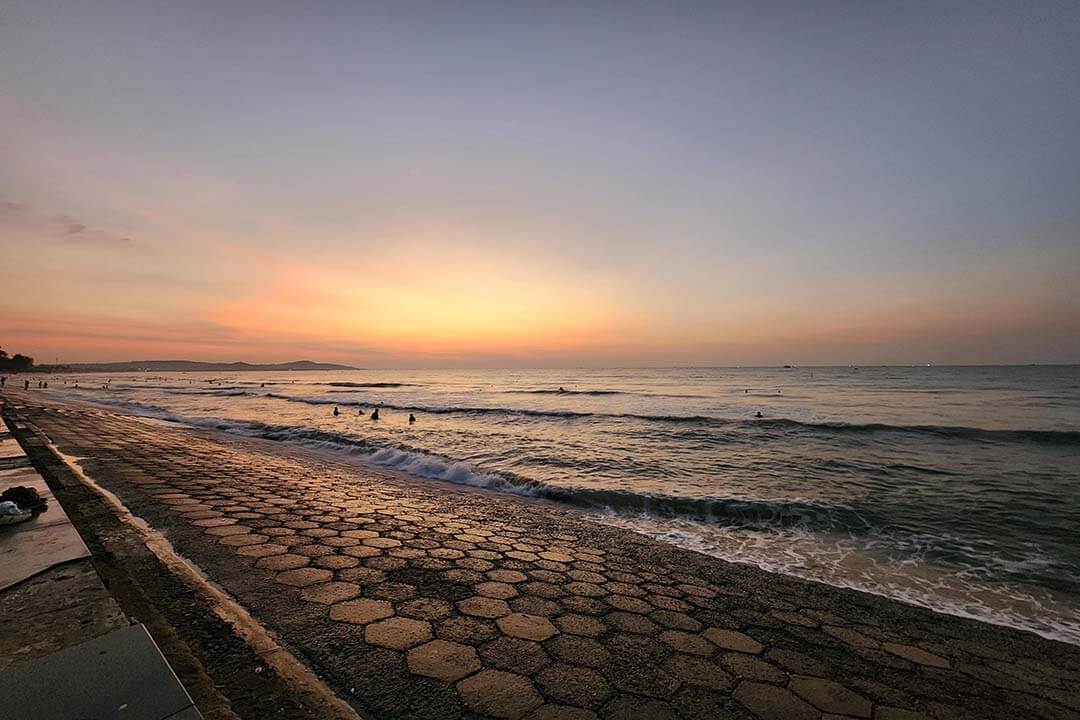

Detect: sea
43,365,1080,644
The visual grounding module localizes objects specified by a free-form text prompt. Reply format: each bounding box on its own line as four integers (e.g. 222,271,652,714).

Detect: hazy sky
2,1,1078,367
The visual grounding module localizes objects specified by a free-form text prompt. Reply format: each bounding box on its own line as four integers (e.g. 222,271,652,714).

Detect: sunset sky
2,1,1078,367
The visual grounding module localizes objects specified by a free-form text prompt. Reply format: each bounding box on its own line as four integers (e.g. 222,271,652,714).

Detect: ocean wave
163,387,257,397
324,382,418,388
77,394,874,532
506,388,708,399
260,393,1080,444
507,389,625,395
759,418,1080,445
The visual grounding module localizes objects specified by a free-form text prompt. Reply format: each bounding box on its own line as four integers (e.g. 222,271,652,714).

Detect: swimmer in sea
755,411,763,418
333,406,340,416
371,409,380,421
558,386,566,393
358,408,365,416
409,413,416,423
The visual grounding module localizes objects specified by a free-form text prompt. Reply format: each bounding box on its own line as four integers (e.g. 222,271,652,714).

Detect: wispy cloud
0,201,142,249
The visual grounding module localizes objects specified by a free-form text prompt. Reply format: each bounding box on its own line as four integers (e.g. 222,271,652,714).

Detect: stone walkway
5,396,1080,720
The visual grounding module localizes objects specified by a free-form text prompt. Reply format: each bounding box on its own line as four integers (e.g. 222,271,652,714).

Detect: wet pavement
5,395,1080,720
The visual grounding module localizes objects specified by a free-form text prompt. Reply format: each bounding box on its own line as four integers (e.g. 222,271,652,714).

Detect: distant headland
31,360,358,373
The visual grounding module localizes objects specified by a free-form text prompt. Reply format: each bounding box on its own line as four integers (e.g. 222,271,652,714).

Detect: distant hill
38,360,357,373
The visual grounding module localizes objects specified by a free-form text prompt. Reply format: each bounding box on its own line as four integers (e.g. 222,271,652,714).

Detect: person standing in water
408,413,416,424
333,406,340,416
371,409,380,420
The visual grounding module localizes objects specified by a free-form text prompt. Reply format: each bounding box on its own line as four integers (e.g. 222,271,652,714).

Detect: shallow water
41,365,1080,644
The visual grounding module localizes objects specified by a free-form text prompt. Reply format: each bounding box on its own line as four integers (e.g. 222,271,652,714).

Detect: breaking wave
263,393,1080,444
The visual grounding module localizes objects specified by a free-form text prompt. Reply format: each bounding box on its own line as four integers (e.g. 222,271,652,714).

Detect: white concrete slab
0,623,201,720
0,466,91,590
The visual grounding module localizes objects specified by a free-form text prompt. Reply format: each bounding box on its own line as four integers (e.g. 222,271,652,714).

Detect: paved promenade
5,394,1080,720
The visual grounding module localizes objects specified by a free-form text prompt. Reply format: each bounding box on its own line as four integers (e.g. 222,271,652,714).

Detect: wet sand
4,391,1079,720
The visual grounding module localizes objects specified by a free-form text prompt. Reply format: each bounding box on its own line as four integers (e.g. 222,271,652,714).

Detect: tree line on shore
0,346,35,372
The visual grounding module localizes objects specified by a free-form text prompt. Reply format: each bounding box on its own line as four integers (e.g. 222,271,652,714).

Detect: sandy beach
4,390,1080,720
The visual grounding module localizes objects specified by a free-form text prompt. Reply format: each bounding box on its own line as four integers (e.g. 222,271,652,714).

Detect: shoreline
4,390,1080,719
51,389,1080,648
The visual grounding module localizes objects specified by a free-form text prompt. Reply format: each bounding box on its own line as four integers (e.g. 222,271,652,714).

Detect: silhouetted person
755,411,763,418
558,386,566,393
0,376,6,387
371,409,380,420
333,406,340,416
358,408,365,416
43,381,48,389
24,380,30,390
409,413,416,423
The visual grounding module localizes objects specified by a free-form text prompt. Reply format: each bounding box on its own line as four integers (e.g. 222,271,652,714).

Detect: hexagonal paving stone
205,524,251,536
650,610,701,632
510,596,561,617
599,697,679,720
300,581,360,604
457,669,543,719
313,554,359,569
536,664,611,709
874,707,931,720
488,569,528,583
524,706,597,720
236,542,288,558
275,567,333,587
883,643,950,668
546,635,610,668
365,616,433,650
789,674,872,718
606,595,653,614
733,681,818,720
564,582,605,597
659,630,714,657
338,566,386,584
406,639,481,681
662,654,735,691
398,597,454,621
606,612,658,635
555,614,606,637
367,582,417,601
479,636,552,675
459,596,512,619
219,533,269,546
329,598,394,624
192,517,237,527
497,613,558,641
342,545,382,558
703,628,763,654
438,615,501,646
718,652,787,683
363,537,402,548
477,581,519,599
